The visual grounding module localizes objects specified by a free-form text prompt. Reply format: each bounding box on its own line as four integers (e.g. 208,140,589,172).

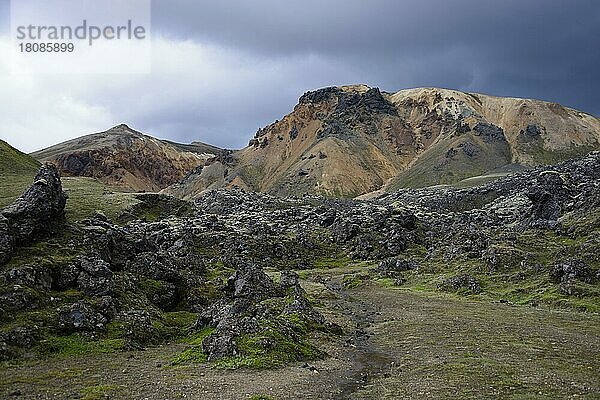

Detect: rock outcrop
0,164,67,264
1,152,599,362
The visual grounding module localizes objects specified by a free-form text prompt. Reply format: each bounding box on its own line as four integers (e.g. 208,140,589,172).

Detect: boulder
0,164,67,265
117,310,158,346
58,301,107,332
0,215,12,265
202,332,238,361
3,265,52,290
438,274,482,294
378,258,417,274
0,286,40,312
77,256,114,296
1,164,67,243
550,259,593,284
229,262,280,301
526,171,567,226
279,270,300,290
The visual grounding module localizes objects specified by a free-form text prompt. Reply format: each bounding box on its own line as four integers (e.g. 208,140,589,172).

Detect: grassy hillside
0,174,138,223
0,139,40,175
0,138,138,222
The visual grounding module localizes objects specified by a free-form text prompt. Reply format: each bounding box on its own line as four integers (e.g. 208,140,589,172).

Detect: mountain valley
0,87,599,399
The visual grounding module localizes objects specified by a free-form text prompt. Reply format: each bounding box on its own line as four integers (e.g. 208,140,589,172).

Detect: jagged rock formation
1,147,598,364
32,124,225,192
0,164,67,263
163,86,600,199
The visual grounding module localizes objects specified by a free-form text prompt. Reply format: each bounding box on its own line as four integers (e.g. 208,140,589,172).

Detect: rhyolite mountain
32,124,225,192
27,86,600,198
164,86,600,199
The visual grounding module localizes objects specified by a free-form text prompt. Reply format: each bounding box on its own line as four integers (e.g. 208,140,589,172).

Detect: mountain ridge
25,86,600,198
162,85,600,199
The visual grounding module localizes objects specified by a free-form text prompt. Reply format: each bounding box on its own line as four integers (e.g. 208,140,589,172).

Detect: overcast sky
0,0,599,152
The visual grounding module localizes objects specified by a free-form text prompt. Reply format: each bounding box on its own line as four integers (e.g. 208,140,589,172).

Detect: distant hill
32,124,225,192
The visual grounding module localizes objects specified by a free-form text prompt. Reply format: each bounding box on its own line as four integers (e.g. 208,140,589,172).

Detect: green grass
239,165,265,191
382,226,600,312
0,173,36,208
170,327,216,365
0,140,40,175
519,143,596,165
314,254,352,269
170,319,325,369
61,177,138,222
213,324,325,370
390,133,512,189
81,384,120,400
0,170,138,222
342,273,369,288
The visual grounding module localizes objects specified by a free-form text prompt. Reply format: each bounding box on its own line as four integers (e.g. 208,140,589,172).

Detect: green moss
4,236,81,271
170,327,215,365
140,278,164,291
4,309,59,332
81,384,120,400
163,311,198,329
375,277,398,288
342,273,369,289
214,325,325,370
250,396,275,400
35,334,124,357
154,311,199,340
282,313,311,334
139,278,166,302
204,262,234,281
194,282,224,303
313,254,352,269
105,321,124,339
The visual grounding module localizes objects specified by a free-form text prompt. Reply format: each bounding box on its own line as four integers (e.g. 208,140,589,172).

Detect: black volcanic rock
0,164,67,264
473,122,507,143
299,86,341,104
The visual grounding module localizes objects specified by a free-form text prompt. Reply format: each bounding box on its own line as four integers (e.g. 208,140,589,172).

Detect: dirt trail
1,280,599,399
323,279,396,399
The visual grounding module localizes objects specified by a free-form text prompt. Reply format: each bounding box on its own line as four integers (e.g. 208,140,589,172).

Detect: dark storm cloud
1,0,598,152
150,0,600,116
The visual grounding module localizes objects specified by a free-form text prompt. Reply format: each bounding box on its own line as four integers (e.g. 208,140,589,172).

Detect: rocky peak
166,86,600,198
106,123,142,136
